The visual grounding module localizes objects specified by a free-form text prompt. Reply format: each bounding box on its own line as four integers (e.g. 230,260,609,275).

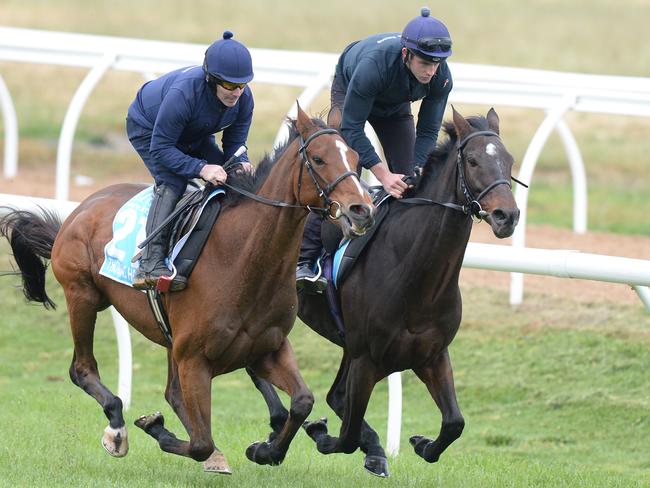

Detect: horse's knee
290,392,314,420
443,417,465,440
189,440,214,462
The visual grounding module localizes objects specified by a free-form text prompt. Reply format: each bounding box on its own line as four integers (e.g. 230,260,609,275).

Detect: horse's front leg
135,355,216,464
411,347,465,463
245,339,314,466
164,352,231,474
304,354,377,457
323,351,388,477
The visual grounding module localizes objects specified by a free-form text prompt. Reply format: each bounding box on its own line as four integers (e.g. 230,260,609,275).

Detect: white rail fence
2,28,650,456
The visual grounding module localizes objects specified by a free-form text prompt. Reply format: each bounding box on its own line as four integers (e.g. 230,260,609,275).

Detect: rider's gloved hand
199,164,228,185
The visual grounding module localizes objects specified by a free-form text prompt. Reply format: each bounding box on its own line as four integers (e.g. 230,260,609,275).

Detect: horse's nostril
350,204,371,219
492,209,507,224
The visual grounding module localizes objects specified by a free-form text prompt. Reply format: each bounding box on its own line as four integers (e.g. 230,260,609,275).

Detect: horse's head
292,104,375,238
451,106,520,238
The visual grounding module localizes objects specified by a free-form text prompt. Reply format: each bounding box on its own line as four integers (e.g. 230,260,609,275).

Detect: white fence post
555,118,588,234
510,94,576,305
55,52,117,201
0,74,18,179
386,372,402,456
109,306,132,410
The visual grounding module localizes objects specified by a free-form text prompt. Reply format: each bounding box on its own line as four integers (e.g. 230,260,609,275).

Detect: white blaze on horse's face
486,142,504,172
335,139,365,197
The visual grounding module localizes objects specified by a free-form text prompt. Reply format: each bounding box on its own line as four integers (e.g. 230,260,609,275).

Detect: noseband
297,128,360,219
456,130,511,220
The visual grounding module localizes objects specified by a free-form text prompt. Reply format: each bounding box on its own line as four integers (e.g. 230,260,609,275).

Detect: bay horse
0,105,374,473
248,107,520,477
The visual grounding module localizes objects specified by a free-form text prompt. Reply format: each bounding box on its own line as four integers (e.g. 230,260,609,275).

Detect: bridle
399,129,526,220
222,128,360,220
456,130,511,220
297,128,359,219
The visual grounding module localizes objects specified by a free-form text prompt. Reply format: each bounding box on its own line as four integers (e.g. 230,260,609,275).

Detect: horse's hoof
134,411,163,432
410,435,440,462
364,455,389,478
245,441,282,466
101,425,129,457
303,417,328,439
203,449,232,475
409,435,425,447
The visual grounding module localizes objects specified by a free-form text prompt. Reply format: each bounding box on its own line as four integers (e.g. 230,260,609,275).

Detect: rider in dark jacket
296,7,454,292
127,31,254,291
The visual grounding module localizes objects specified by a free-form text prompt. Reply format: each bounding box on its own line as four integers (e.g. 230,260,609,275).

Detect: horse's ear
295,101,313,138
486,107,500,134
451,105,471,139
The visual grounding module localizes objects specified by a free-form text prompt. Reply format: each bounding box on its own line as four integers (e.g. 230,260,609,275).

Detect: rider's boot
132,184,185,291
296,213,327,294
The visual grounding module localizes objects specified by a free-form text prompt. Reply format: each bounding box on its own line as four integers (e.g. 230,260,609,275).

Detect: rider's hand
370,162,409,198
238,162,255,174
199,164,228,185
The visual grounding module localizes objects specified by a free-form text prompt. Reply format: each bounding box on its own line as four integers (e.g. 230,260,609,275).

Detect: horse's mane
222,117,328,206
415,115,490,192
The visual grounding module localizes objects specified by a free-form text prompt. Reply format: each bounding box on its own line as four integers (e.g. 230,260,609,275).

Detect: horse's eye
466,157,479,167
312,156,325,166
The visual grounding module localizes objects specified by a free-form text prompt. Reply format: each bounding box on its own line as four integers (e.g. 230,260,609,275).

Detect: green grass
0,261,649,487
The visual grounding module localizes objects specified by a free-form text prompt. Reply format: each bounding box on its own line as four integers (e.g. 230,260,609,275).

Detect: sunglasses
215,78,247,91
405,36,452,53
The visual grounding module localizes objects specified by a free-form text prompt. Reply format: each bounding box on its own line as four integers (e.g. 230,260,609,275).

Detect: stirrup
296,260,327,294
154,264,186,293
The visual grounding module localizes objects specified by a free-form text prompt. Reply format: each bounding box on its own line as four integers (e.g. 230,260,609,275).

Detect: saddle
167,185,223,284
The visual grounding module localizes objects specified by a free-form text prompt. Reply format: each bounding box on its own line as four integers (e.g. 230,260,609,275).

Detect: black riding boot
296,213,327,293
132,185,184,291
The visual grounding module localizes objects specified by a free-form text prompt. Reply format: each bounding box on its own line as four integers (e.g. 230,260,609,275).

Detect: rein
399,130,522,220
223,128,359,220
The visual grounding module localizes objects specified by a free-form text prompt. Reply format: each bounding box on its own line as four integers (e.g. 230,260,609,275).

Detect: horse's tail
0,207,62,310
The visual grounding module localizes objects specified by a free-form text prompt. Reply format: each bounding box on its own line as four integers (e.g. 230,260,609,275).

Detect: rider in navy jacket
127,66,253,183
296,8,454,293
126,31,254,291
334,32,452,174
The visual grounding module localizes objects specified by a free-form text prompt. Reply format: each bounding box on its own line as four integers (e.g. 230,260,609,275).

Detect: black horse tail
0,207,62,310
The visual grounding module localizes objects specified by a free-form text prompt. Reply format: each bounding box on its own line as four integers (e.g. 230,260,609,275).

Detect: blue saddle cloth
99,186,224,287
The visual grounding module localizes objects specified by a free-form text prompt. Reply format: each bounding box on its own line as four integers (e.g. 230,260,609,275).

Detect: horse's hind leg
65,283,128,457
164,353,231,474
246,366,289,442
245,339,314,466
411,347,465,463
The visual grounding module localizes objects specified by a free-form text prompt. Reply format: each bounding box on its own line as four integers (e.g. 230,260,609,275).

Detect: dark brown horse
248,107,520,477
0,106,374,473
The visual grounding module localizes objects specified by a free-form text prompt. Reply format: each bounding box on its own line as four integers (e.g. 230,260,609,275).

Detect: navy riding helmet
401,7,452,62
203,31,254,84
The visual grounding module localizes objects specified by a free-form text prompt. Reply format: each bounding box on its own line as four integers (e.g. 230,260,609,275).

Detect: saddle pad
332,241,351,289
99,186,224,287
328,193,392,289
